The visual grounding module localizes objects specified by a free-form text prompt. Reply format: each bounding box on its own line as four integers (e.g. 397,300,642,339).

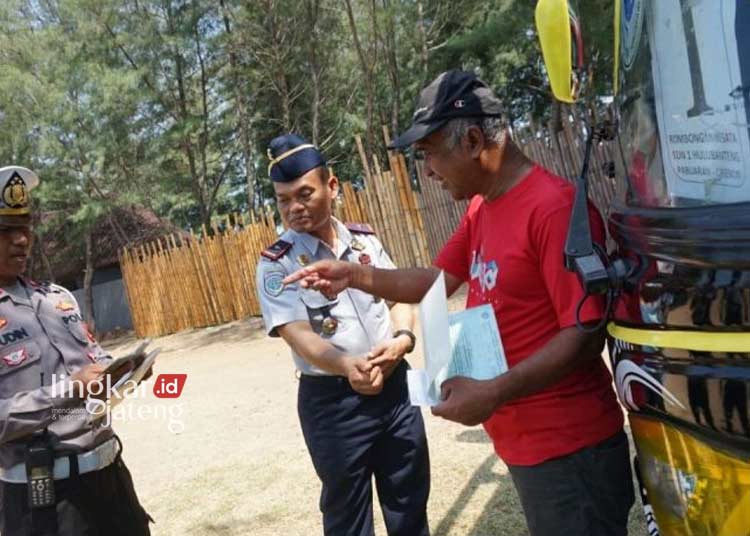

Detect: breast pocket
60,312,92,346
0,341,43,398
299,291,342,339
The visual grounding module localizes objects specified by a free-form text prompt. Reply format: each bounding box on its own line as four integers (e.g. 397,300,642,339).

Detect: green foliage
0,0,615,231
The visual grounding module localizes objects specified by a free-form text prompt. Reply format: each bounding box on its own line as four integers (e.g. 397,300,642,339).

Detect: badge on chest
55,300,76,312
300,290,341,337
2,348,28,366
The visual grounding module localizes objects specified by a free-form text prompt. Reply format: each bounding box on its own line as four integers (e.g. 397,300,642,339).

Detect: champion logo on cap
389,70,504,149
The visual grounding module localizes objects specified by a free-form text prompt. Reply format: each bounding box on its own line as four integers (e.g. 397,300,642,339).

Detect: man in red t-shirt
285,70,634,535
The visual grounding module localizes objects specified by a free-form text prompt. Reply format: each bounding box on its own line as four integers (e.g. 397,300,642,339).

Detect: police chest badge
2,348,28,367
321,316,338,335
263,269,286,297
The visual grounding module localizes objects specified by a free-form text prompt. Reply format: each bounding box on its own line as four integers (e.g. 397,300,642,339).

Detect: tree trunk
307,0,322,145
167,2,209,225
107,213,129,246
83,230,96,336
417,0,429,84
382,0,400,135
220,0,257,210
344,0,377,155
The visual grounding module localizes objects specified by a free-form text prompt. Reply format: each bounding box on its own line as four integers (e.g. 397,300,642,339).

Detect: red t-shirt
434,165,623,466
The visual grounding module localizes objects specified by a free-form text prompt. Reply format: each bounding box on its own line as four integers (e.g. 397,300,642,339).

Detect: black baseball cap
390,70,503,149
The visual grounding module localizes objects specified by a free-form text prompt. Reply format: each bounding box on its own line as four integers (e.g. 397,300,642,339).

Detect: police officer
0,166,152,535
256,135,430,536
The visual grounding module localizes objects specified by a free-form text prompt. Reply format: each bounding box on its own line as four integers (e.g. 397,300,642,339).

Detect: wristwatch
393,329,416,354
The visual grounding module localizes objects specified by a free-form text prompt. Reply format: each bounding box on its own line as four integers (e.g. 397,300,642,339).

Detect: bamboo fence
119,210,277,337
121,111,615,337
335,129,431,269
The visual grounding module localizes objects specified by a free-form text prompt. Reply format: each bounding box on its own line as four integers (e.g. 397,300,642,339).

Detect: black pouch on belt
25,430,59,535
25,431,56,510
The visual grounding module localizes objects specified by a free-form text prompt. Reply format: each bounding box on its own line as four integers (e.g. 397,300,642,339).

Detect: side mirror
536,0,617,308
535,0,584,103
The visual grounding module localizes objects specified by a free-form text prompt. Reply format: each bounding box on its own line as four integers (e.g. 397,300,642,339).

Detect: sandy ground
105,288,648,536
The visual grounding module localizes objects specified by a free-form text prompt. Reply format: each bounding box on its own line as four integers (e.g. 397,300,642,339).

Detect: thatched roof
29,204,184,288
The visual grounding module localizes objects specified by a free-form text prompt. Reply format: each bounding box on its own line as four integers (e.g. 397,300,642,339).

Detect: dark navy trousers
298,361,430,536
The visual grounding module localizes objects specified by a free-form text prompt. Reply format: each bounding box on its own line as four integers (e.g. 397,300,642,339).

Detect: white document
408,272,508,406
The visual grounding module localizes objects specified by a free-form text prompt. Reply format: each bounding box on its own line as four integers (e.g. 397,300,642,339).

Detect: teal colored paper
411,272,509,406
427,304,508,403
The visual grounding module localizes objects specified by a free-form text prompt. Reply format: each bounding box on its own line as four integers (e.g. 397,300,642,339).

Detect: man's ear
328,173,340,200
464,125,485,159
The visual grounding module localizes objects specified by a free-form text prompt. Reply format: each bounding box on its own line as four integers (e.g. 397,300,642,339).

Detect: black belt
299,373,347,385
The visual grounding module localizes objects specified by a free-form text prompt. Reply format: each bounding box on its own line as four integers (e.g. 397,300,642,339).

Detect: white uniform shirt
256,219,396,376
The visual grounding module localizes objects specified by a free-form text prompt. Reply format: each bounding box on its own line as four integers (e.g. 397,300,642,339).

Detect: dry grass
105,289,648,535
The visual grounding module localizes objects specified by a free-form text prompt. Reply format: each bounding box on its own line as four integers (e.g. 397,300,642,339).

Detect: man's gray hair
442,116,506,149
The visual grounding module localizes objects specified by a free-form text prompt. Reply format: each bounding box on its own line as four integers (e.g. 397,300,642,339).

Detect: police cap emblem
0,166,39,216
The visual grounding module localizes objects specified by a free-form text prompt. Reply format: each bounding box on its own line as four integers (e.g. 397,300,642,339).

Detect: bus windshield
614,0,750,208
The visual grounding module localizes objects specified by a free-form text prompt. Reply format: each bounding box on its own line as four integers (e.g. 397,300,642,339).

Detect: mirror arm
564,128,610,295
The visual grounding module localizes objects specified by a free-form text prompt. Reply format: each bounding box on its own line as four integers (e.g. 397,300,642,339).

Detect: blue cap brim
270,147,326,182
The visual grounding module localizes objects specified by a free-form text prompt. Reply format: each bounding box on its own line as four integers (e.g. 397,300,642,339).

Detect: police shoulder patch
261,239,293,261
263,268,287,298
345,222,375,235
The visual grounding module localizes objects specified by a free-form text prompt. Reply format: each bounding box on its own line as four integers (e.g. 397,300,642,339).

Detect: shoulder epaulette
261,239,293,261
23,278,51,293
345,222,375,235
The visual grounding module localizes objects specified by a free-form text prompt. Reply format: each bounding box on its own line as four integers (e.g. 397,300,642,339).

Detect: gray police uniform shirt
256,218,396,376
0,279,113,470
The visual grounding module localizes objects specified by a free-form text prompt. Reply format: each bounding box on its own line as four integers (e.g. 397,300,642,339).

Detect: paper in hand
87,341,161,423
407,272,508,406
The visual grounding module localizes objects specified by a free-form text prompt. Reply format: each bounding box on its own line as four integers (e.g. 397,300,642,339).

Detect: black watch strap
393,329,416,354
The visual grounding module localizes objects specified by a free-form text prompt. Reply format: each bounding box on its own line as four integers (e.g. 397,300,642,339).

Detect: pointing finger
282,268,309,285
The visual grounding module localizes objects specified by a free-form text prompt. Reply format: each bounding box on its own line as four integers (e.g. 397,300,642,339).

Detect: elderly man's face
414,129,479,201
274,167,338,233
0,222,33,282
